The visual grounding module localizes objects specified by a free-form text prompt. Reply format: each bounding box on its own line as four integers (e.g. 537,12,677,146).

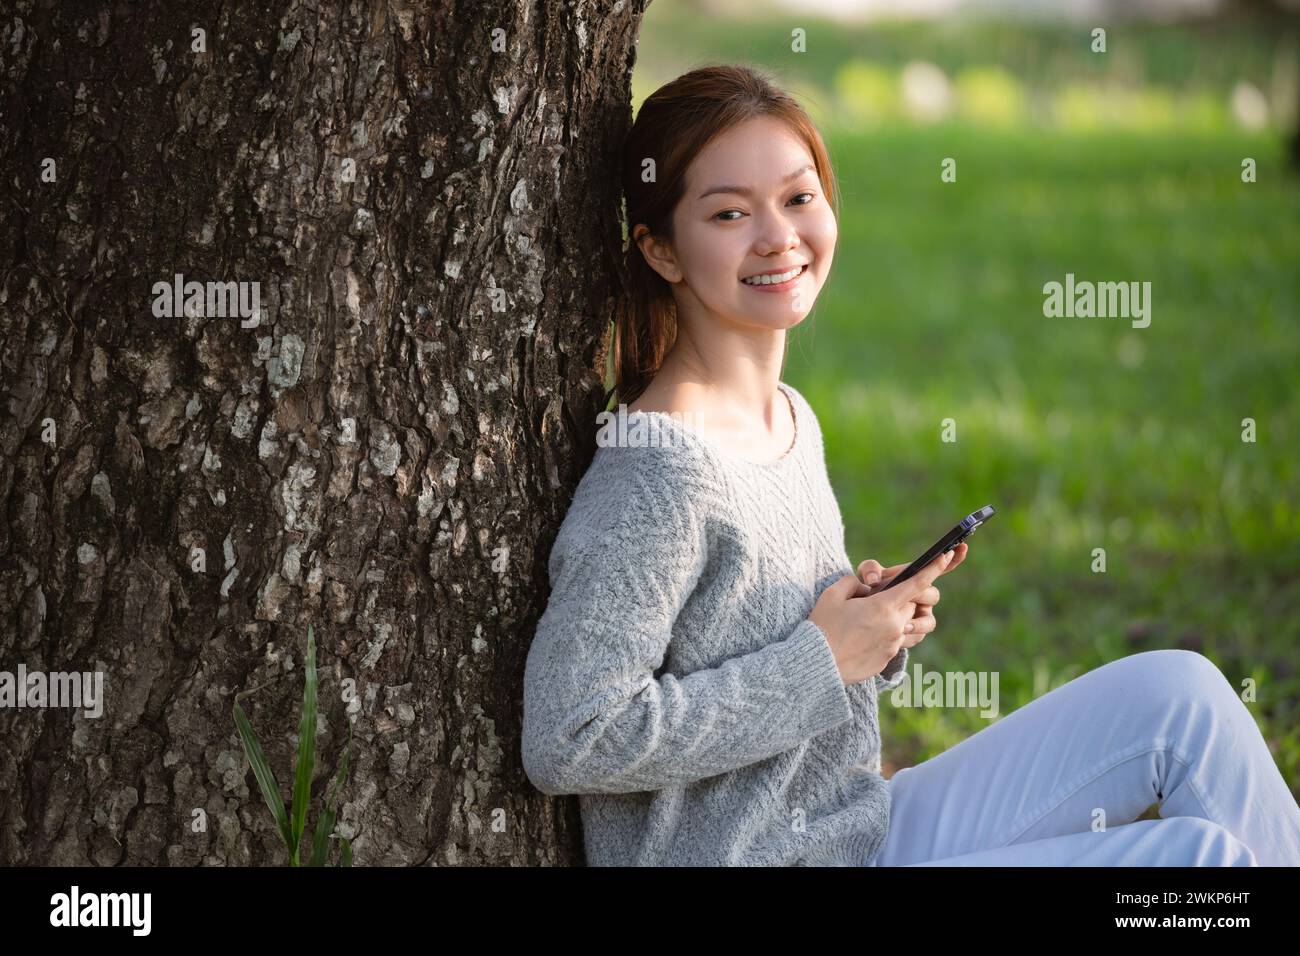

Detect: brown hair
608,63,841,408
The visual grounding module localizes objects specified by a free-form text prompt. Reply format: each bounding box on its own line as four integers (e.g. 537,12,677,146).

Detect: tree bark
0,0,645,866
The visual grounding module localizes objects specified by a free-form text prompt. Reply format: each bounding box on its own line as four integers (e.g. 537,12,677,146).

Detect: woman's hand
810,548,957,685
856,542,967,647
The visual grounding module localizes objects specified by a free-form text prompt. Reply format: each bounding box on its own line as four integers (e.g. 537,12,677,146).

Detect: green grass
781,122,1300,795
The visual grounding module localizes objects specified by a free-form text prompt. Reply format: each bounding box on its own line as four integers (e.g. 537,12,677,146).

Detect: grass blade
339,836,352,867
233,699,292,851
309,808,335,867
603,319,618,412
290,624,319,865
308,721,354,866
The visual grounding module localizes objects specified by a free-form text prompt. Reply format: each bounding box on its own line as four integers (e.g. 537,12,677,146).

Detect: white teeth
742,265,804,286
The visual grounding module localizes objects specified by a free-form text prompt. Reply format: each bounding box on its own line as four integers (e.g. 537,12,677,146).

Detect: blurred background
633,0,1300,798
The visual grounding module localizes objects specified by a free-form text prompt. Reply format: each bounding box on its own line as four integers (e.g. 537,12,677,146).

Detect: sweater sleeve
521,451,855,796
876,645,909,690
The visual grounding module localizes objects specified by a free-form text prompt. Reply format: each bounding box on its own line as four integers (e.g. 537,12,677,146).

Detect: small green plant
233,623,354,866
602,317,619,413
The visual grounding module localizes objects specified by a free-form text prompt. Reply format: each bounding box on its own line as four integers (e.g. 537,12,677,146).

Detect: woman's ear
632,223,682,284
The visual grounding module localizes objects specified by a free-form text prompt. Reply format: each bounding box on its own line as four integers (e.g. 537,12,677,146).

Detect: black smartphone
874,505,995,593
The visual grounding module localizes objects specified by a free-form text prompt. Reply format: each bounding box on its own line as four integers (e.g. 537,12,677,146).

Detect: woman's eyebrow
697,163,815,200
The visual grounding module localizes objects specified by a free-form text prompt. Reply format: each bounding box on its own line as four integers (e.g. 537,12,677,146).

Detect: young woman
521,64,1300,866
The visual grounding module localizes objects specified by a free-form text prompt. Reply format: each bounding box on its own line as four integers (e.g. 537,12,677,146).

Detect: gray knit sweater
521,381,908,866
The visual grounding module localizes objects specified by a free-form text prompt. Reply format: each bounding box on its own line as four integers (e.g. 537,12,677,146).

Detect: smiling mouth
740,264,809,289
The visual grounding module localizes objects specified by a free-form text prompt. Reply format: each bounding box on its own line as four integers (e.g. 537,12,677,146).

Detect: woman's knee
1115,648,1234,700
1160,817,1257,866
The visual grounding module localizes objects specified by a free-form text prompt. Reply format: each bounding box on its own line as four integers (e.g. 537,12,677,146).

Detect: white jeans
868,649,1300,866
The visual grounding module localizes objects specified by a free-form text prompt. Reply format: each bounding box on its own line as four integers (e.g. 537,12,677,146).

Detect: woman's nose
753,216,799,255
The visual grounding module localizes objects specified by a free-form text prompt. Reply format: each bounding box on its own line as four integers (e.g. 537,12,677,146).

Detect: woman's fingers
894,550,951,603
912,585,941,608
857,559,911,589
903,608,937,638
862,539,966,593
856,558,885,586
942,542,968,575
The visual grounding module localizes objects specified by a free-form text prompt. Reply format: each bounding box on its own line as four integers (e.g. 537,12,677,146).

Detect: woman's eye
713,192,816,221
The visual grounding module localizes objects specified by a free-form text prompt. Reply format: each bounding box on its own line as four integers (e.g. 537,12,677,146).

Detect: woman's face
637,115,838,334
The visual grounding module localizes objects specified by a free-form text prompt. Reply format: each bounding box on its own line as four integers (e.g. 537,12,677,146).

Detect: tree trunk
0,0,645,866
